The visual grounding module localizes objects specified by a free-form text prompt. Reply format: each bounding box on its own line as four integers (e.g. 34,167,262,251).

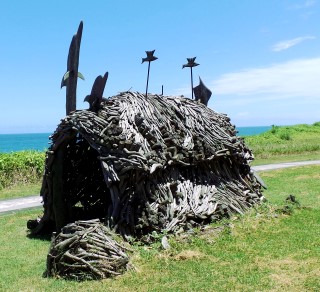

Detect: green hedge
0,151,45,190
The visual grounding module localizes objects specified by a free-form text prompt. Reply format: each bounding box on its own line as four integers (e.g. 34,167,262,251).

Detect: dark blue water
0,126,271,153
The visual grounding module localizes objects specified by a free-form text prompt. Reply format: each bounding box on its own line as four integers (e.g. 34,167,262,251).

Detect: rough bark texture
29,92,264,239
44,219,130,280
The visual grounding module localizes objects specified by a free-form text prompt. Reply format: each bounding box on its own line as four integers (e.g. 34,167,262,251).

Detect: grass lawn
0,165,319,291
0,182,41,200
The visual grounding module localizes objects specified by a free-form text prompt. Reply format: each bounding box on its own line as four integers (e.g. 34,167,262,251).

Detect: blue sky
0,0,319,133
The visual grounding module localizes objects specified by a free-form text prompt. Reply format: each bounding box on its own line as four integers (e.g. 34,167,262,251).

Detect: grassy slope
0,165,319,291
245,122,320,165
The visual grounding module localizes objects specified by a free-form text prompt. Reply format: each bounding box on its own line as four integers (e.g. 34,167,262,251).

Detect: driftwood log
28,92,264,240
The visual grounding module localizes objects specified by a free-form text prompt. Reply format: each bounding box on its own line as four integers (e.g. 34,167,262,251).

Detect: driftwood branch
44,219,130,280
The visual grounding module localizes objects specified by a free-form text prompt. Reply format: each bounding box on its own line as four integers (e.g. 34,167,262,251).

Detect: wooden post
52,146,68,232
61,21,84,115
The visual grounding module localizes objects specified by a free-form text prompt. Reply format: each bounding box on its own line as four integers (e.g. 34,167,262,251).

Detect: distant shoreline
0,126,272,153
0,126,272,136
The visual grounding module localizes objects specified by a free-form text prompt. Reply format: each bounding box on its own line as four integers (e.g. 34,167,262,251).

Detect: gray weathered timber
29,92,264,240
44,219,130,280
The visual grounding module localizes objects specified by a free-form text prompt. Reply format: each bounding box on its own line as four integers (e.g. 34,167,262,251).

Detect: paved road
1,160,319,214
252,160,320,172
0,195,42,213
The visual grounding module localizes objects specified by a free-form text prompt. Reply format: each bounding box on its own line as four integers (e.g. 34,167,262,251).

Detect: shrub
270,125,278,134
0,151,45,190
279,132,291,141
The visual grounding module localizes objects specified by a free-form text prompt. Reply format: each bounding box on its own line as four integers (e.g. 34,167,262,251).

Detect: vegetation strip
245,122,320,164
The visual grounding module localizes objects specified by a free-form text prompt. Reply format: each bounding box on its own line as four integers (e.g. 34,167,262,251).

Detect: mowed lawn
0,165,319,291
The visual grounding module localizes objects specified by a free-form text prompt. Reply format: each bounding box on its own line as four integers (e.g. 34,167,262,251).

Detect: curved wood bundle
28,92,264,239
44,219,130,280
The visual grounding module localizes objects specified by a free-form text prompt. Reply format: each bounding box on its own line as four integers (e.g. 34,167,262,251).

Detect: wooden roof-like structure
29,92,264,239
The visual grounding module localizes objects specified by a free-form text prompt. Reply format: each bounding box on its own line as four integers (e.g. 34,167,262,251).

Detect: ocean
0,126,271,153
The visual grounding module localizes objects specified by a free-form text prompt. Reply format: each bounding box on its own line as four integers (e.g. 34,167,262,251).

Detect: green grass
0,165,319,291
244,122,320,164
0,182,41,200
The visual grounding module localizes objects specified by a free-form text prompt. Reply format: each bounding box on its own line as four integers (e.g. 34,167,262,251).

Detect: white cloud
211,57,320,100
172,57,320,126
272,36,315,52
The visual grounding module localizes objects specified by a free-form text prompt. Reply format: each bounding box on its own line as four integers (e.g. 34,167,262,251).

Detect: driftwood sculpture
29,92,264,240
28,20,265,281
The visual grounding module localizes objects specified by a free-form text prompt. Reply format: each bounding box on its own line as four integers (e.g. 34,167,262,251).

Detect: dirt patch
295,174,320,180
173,250,205,261
259,172,277,178
255,256,320,291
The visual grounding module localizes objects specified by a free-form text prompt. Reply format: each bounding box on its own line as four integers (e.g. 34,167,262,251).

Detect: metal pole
142,50,157,98
182,57,199,100
190,67,194,100
146,61,151,97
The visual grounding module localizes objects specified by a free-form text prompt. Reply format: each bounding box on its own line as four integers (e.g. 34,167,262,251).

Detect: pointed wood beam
84,72,109,112
61,21,85,115
193,77,212,106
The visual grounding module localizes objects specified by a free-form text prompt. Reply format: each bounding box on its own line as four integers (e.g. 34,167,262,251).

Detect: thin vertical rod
146,61,151,97
190,67,194,99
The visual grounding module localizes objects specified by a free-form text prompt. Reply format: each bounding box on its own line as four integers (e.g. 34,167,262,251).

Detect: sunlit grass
245,122,320,164
0,182,41,200
0,165,319,291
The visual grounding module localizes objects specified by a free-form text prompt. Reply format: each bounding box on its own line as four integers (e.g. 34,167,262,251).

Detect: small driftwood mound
29,92,264,239
45,219,130,280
